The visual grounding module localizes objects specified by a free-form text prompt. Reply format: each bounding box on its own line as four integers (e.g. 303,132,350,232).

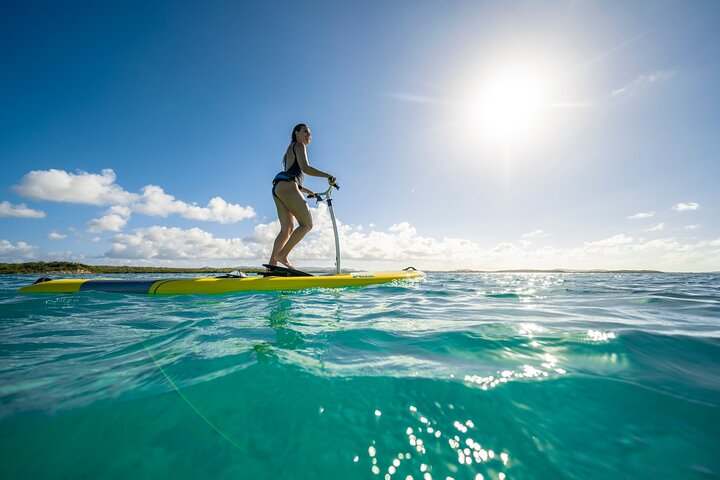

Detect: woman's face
297,126,312,145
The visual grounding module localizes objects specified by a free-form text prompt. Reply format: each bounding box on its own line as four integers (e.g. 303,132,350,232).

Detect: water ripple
1,273,719,479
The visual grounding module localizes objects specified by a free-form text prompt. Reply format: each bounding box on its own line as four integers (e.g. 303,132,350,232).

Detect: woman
268,124,336,269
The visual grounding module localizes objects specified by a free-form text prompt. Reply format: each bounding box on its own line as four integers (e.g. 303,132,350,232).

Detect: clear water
1,272,719,479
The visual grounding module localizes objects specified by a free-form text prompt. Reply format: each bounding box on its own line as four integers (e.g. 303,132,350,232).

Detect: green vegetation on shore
0,262,264,275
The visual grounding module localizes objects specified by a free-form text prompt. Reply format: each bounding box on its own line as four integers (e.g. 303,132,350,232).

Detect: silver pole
326,189,341,274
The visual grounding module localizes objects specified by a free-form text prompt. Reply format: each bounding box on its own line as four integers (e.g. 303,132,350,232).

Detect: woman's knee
297,218,313,231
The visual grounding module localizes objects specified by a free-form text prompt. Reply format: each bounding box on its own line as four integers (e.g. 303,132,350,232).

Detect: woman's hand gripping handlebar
307,182,339,202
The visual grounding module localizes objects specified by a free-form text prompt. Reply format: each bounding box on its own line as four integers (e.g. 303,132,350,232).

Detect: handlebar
307,182,339,201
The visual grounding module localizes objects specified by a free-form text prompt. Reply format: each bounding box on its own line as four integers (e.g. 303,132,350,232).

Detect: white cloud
684,224,702,230
9,206,720,271
12,169,256,230
611,70,675,99
645,223,666,232
245,220,280,246
48,231,67,240
673,202,699,212
539,236,718,272
584,234,634,247
9,195,717,271
133,186,255,223
94,202,720,271
87,206,132,233
445,235,719,272
13,169,137,205
106,226,256,260
522,230,550,239
103,204,481,266
0,201,46,218
287,207,480,264
0,239,40,261
628,211,654,220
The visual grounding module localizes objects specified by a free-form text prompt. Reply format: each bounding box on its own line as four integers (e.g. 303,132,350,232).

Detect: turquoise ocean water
1,272,719,479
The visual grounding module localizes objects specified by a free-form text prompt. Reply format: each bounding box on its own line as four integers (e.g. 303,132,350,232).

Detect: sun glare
438,51,584,169
467,67,550,146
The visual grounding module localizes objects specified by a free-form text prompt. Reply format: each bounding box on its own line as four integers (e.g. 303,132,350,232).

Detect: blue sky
1,0,719,271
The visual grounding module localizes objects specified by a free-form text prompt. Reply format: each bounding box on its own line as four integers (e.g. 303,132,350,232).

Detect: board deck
18,270,424,294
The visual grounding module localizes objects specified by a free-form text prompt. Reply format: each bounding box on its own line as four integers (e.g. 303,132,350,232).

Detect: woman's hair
283,123,307,168
291,123,307,143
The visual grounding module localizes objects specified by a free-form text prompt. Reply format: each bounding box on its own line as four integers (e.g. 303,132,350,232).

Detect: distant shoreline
0,262,263,275
0,262,694,275
437,269,666,274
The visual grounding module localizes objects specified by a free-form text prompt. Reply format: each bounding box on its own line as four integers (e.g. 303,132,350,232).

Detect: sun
464,66,552,149
436,52,584,166
482,73,545,136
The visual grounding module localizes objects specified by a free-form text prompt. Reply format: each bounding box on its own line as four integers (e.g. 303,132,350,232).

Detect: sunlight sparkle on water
360,404,512,479
587,330,617,342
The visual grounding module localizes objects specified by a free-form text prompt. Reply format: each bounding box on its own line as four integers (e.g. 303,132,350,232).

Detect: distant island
0,262,668,275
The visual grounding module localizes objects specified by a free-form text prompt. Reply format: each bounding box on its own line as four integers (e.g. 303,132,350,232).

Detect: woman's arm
294,143,333,179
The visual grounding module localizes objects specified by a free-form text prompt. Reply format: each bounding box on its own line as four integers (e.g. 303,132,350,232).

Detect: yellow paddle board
18,270,425,295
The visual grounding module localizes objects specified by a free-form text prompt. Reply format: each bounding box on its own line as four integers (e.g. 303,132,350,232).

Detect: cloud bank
106,226,256,260
0,240,40,261
4,173,718,270
12,169,255,231
89,203,720,271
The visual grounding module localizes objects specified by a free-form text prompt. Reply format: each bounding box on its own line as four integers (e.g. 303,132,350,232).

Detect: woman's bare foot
276,255,294,269
265,259,277,273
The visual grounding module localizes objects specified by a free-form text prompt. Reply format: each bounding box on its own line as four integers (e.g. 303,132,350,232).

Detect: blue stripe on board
78,279,162,294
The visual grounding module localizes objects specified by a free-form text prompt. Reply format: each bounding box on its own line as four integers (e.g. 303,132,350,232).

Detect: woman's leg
268,193,294,266
273,181,313,268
